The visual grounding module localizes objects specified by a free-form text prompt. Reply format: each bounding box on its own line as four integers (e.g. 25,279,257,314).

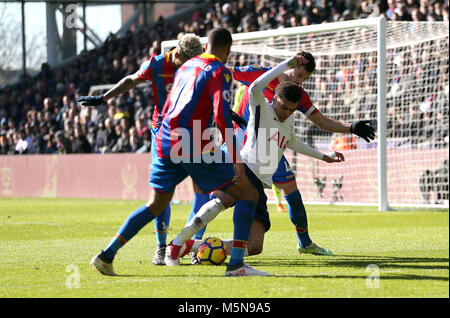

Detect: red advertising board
0,148,447,205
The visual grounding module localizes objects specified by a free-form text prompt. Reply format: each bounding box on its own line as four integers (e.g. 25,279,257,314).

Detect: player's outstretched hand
77,94,104,106
350,120,375,142
323,151,345,163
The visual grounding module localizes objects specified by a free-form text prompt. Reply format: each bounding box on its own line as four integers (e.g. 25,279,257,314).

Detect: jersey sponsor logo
201,64,212,72
157,74,175,78
268,131,289,150
239,66,249,72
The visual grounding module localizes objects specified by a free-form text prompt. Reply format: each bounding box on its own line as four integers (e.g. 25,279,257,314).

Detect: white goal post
162,17,449,210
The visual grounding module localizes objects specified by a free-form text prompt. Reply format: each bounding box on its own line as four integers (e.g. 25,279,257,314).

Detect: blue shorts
272,155,296,184
149,151,236,194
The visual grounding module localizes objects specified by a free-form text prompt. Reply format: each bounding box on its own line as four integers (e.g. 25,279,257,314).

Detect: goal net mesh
227,21,449,207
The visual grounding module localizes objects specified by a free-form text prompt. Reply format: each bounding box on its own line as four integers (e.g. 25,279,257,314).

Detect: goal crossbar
161,18,449,210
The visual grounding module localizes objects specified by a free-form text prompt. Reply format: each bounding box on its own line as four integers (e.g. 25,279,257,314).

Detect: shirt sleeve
136,58,153,81
287,137,324,160
248,58,292,109
297,88,319,117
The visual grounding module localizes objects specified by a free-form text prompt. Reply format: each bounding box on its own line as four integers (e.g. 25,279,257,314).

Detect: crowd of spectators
0,0,448,155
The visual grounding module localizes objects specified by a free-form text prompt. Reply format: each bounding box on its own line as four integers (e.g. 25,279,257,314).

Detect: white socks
172,198,226,246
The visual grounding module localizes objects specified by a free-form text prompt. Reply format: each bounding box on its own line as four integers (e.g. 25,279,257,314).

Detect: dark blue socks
154,205,170,247
284,190,312,248
229,200,256,266
104,205,156,260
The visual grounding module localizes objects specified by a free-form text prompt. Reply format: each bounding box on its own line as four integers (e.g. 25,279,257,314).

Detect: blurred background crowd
0,0,448,155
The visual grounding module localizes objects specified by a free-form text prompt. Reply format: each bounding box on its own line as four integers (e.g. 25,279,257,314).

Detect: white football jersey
240,58,324,187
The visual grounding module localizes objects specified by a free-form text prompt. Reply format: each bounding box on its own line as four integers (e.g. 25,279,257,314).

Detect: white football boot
225,263,270,277
297,242,333,256
152,245,166,266
90,251,116,276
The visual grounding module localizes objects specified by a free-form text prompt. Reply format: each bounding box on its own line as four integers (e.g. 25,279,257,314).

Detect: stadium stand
0,0,448,156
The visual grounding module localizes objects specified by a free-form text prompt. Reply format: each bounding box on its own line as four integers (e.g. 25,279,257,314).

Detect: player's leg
171,186,269,260
90,156,186,275
90,190,174,275
219,169,256,264
164,190,236,266
185,181,210,264
273,156,332,256
221,165,269,276
247,220,266,256
276,179,333,256
223,218,266,256
272,183,287,213
170,157,266,276
172,190,235,247
151,128,171,265
222,179,271,257
165,159,258,266
152,204,170,265
186,181,210,240
279,180,312,247
173,171,271,260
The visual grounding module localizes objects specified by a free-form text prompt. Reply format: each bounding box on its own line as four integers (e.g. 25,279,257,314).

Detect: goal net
162,18,449,209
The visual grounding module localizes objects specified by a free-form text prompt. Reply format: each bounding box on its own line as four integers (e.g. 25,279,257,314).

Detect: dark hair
275,81,302,103
298,51,316,73
208,28,232,49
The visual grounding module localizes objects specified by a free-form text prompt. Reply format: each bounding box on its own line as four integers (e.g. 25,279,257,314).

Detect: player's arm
287,138,345,163
78,57,154,106
77,73,144,106
308,112,375,143
103,73,144,101
248,56,307,107
230,65,270,86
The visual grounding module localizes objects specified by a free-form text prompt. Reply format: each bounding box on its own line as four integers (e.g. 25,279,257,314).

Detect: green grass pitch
0,197,448,298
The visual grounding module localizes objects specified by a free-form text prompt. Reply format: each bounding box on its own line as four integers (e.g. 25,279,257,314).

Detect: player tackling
165,55,345,268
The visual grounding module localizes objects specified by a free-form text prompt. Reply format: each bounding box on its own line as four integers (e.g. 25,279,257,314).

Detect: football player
165,55,344,266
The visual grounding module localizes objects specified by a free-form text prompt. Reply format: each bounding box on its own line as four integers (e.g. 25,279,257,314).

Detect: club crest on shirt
166,83,173,93
224,73,231,83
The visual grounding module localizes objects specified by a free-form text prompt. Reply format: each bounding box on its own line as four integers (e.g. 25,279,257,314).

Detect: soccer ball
196,237,228,265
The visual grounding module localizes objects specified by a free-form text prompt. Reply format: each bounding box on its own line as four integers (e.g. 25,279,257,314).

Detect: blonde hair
177,33,203,59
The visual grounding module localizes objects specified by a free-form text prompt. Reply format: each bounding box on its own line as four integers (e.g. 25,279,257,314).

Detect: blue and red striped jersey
137,49,176,129
232,65,318,127
156,53,239,161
